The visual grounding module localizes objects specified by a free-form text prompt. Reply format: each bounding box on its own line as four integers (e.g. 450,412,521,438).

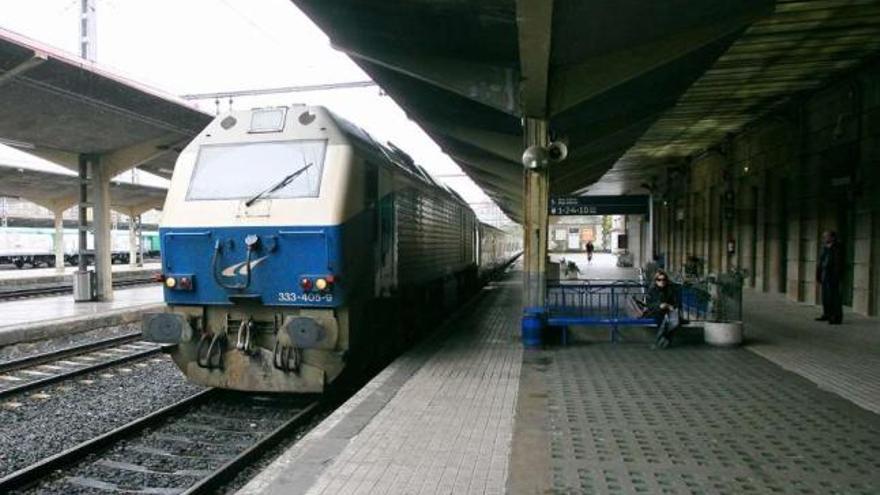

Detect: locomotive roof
325,110,472,210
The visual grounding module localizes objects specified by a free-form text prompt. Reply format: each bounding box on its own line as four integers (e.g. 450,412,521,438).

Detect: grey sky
0,0,508,220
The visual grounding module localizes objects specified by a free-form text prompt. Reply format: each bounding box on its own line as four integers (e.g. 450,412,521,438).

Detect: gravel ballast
0,354,202,478
0,323,140,364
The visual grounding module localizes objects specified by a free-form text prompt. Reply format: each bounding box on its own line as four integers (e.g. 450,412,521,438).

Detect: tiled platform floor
0,285,162,330
239,277,523,495
742,289,880,414
509,344,880,494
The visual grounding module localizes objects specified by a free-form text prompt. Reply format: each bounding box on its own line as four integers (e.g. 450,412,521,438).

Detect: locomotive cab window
186,140,327,201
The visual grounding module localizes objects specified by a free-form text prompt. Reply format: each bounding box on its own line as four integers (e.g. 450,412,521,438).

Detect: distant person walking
585,241,594,264
816,230,844,325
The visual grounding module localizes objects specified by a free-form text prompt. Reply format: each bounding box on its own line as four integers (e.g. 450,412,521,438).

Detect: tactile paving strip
533,345,880,494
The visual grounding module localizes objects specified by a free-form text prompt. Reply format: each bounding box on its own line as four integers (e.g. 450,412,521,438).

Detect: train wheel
13,259,24,269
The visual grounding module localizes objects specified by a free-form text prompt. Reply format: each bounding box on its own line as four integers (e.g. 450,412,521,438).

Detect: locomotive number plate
278,292,334,303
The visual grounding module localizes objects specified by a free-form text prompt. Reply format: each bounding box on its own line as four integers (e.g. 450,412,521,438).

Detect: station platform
240,260,880,495
0,285,163,346
0,262,161,289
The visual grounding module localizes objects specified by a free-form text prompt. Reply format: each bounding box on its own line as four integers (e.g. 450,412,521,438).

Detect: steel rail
0,332,142,375
0,343,169,400
0,388,217,492
183,399,321,494
0,389,322,494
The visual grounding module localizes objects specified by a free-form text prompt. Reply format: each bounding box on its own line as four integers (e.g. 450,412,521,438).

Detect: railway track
0,335,168,400
0,388,320,494
0,276,158,302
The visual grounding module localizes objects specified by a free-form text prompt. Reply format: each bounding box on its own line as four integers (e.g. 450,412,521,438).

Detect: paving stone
741,289,880,414
510,344,880,494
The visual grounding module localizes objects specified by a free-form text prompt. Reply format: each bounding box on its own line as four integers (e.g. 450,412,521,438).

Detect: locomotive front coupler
235,317,256,355
196,331,225,370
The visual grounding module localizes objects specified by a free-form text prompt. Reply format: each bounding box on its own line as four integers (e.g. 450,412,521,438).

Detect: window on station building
186,140,327,201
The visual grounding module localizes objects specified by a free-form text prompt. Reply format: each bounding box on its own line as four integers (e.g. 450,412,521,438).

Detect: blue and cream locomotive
143,105,517,393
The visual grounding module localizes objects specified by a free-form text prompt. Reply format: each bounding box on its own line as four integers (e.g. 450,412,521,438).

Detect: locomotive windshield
186,140,327,201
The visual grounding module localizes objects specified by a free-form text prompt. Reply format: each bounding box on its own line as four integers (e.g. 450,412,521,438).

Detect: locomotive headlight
165,276,177,289
300,277,313,291
315,278,328,291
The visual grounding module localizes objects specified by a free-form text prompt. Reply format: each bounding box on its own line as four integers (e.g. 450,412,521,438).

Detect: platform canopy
0,162,167,215
0,27,212,180
591,0,880,195
290,0,774,222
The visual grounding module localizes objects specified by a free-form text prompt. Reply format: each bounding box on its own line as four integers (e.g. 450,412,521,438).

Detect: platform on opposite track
239,259,880,495
0,285,163,345
0,262,161,288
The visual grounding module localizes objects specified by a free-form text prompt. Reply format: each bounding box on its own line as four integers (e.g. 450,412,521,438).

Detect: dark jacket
644,284,678,321
817,241,844,285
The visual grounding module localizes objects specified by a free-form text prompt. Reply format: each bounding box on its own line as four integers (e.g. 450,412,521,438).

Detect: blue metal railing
543,280,710,343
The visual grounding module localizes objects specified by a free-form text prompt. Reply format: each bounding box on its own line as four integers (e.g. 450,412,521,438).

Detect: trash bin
73,270,95,302
521,309,545,348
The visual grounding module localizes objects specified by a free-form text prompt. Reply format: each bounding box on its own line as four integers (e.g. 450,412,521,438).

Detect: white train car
0,226,159,268
479,223,522,279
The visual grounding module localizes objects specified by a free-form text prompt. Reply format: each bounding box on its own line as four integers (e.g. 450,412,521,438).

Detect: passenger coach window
186,140,327,200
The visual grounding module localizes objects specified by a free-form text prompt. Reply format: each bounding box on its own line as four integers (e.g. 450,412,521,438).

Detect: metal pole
80,0,97,62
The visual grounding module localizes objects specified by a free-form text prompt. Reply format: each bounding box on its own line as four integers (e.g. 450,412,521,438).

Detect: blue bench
546,316,657,344
543,280,709,345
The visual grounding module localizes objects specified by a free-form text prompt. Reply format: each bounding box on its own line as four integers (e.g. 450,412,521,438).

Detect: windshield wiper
244,162,313,207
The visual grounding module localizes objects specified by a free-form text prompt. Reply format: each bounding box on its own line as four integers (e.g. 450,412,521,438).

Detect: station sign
549,195,650,216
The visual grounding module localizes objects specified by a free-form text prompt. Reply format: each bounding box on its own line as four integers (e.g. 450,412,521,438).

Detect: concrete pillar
766,177,784,293
754,173,768,291
53,208,65,274
128,210,138,269
522,118,549,311
662,201,672,269
738,183,757,287
90,156,113,301
871,211,880,316
647,195,655,262
626,215,643,268
784,187,801,299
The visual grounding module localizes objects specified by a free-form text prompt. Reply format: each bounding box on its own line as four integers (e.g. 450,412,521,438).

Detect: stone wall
653,62,880,316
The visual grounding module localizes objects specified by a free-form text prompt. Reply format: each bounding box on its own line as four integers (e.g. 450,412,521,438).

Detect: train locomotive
143,105,519,393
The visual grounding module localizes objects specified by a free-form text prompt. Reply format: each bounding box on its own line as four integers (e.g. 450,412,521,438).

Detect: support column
90,156,113,301
53,208,65,274
522,118,550,312
647,195,655,262
766,176,784,293
127,210,138,268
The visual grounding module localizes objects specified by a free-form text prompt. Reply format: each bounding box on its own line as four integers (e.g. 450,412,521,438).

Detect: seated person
636,270,679,349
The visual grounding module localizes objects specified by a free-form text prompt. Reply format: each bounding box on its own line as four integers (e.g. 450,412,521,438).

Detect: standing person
586,241,594,264
816,230,844,325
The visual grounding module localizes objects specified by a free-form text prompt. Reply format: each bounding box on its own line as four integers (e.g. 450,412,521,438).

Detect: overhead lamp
521,141,568,170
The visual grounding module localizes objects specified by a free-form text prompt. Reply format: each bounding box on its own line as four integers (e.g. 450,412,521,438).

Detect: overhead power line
180,80,378,100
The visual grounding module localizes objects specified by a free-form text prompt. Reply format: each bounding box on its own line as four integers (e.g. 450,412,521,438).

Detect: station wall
654,61,880,316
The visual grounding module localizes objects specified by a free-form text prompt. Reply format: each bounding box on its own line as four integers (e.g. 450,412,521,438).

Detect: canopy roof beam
0,50,46,87
516,0,554,117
